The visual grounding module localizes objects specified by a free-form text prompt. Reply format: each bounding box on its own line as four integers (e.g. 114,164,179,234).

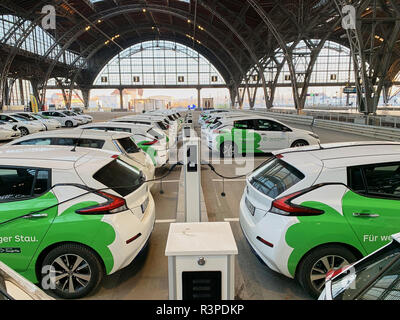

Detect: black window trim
347,161,400,201
233,119,257,130
0,165,52,203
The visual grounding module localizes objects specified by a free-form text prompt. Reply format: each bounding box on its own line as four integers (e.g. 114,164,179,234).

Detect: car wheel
291,140,309,148
19,127,29,136
297,245,357,298
65,121,74,128
219,141,238,158
41,243,104,299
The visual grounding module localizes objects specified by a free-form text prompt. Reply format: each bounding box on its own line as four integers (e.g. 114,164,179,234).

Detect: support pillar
81,88,91,109
197,87,201,110
19,78,25,106
119,88,124,109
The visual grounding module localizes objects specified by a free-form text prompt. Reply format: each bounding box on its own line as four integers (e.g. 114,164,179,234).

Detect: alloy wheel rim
223,143,234,157
310,255,349,293
50,254,92,294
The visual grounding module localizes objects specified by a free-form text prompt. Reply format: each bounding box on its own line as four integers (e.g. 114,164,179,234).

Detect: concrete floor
0,110,383,300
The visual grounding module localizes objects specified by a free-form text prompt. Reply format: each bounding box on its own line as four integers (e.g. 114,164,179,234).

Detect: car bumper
0,131,21,140
239,193,296,279
155,148,169,168
107,194,156,274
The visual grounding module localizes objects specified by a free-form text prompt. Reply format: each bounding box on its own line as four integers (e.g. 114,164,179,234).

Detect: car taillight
270,190,325,216
142,140,158,146
76,191,127,215
213,129,222,134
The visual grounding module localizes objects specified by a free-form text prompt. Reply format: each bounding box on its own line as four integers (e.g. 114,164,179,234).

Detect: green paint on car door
285,199,365,277
0,192,59,272
342,191,400,253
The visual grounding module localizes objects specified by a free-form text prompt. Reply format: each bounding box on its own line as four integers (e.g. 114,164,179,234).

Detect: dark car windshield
117,137,140,153
157,121,168,130
93,159,143,197
332,242,400,300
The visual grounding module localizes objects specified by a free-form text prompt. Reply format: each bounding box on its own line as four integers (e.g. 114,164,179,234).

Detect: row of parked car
0,108,186,299
198,109,400,300
199,109,320,157
0,110,94,140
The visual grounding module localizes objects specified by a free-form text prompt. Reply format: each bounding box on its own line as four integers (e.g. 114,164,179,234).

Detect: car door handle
353,213,380,218
23,213,48,219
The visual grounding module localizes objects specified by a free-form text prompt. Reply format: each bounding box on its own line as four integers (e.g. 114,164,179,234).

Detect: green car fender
285,196,367,278
137,142,158,166
22,200,116,283
216,129,262,153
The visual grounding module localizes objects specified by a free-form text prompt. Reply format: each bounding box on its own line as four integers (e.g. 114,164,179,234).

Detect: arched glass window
94,40,225,86
243,40,355,85
0,15,86,67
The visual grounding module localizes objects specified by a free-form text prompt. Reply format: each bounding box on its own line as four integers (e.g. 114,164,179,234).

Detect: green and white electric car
240,142,400,298
5,129,156,187
80,122,169,168
0,146,155,299
207,115,320,157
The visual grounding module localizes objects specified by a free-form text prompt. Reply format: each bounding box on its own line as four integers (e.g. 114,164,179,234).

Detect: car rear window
93,159,143,197
157,121,168,130
250,158,305,198
147,128,164,140
117,137,140,153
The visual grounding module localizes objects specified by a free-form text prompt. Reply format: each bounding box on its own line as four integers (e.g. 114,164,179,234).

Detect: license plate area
245,197,256,216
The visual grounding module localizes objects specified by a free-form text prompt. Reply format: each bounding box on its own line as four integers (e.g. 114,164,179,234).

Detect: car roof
10,129,132,141
84,122,151,129
275,141,400,167
0,145,116,170
218,114,281,123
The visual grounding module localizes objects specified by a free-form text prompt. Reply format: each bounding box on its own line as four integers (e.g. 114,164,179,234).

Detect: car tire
19,127,29,136
291,140,309,148
219,141,238,158
41,243,104,299
297,245,358,299
65,120,74,128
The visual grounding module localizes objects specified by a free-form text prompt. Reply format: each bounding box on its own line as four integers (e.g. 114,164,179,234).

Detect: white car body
61,110,92,124
0,114,45,136
207,115,320,153
38,111,80,127
111,116,171,143
80,122,169,168
14,112,61,130
0,145,155,281
0,121,21,140
6,129,155,187
240,142,400,280
120,115,178,146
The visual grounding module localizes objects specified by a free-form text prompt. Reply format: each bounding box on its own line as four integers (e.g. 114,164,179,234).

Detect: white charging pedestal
183,136,201,222
165,222,238,300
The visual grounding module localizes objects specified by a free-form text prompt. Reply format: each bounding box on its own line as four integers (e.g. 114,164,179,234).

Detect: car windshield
147,128,164,140
157,121,168,130
63,111,74,116
250,158,305,198
93,159,144,197
332,242,400,300
117,137,140,153
210,121,223,130
12,115,30,122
